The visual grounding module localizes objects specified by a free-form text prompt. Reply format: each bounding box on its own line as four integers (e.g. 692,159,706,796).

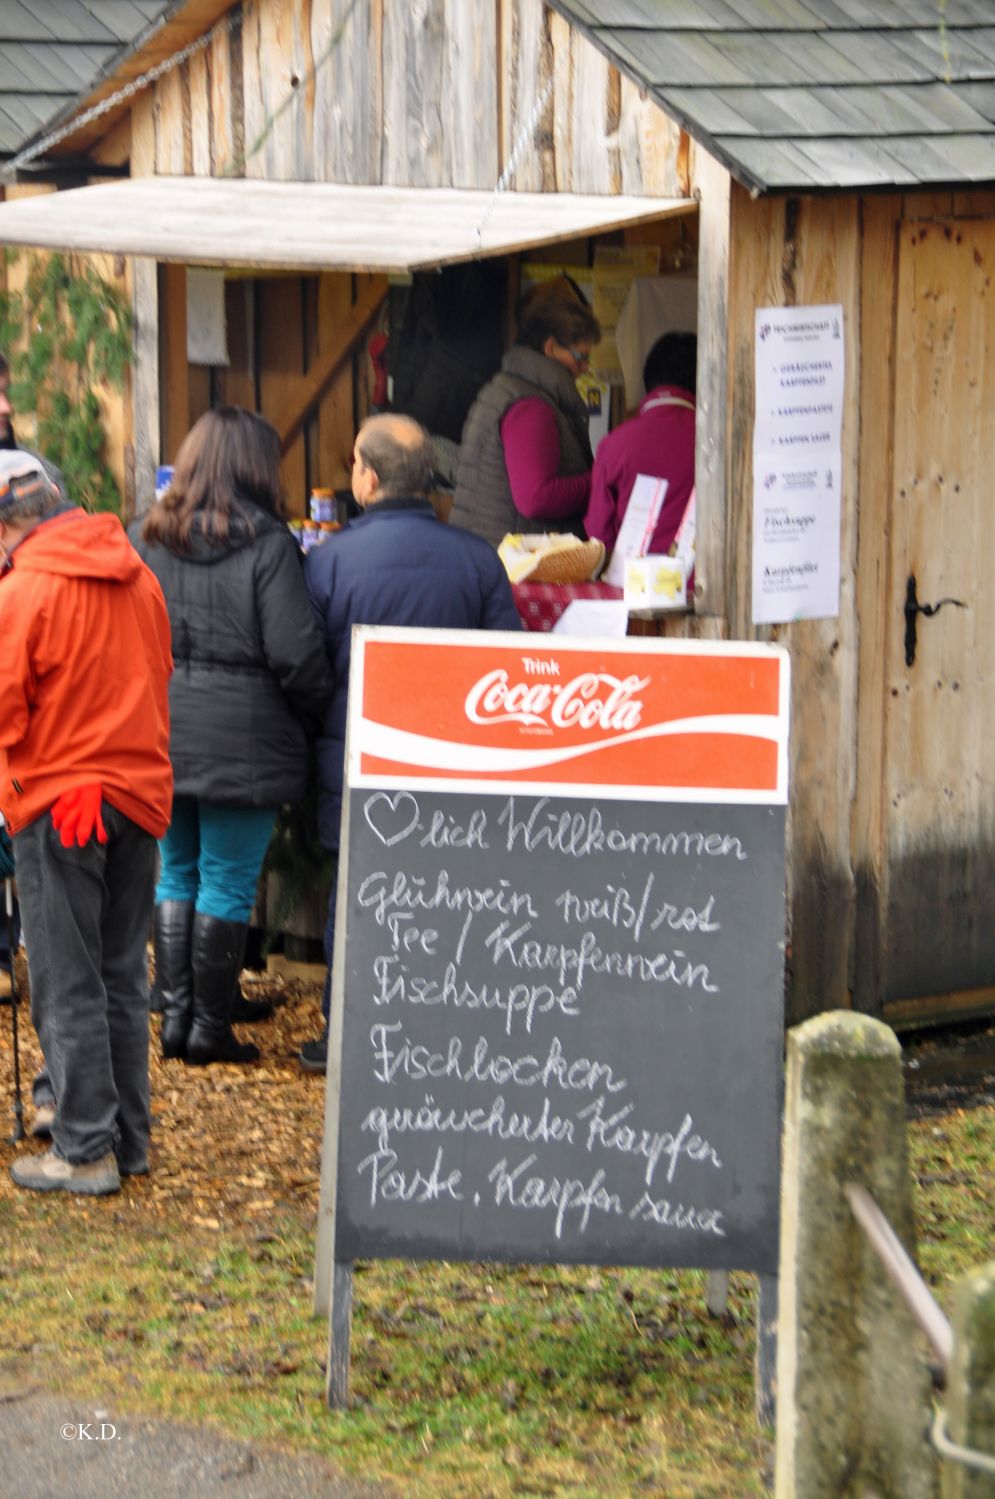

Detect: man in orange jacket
0,450,173,1195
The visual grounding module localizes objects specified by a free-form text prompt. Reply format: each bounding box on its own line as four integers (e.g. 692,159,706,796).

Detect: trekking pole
4,877,24,1143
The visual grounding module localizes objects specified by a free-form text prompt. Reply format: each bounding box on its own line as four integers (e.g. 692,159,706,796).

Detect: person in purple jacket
300,413,522,1073
585,332,697,558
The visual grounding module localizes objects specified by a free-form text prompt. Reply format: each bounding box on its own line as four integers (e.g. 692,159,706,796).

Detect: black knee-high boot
185,914,260,1065
154,901,195,1060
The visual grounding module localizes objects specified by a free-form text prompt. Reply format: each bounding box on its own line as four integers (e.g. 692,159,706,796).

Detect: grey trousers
14,804,157,1167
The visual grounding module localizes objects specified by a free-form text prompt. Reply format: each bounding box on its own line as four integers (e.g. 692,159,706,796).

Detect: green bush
0,249,131,514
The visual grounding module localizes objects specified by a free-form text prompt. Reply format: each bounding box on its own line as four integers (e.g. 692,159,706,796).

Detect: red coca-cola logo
464,669,649,733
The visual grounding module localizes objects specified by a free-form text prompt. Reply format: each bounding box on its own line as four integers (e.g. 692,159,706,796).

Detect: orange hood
7,508,145,583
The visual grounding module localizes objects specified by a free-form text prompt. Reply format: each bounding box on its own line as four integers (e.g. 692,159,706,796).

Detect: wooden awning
0,176,695,272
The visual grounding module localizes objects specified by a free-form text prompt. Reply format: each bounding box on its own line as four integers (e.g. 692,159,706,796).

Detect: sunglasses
568,346,591,370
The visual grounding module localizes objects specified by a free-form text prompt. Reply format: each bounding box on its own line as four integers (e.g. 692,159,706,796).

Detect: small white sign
751,305,844,624
604,473,668,588
624,555,689,612
186,268,229,367
551,598,630,636
673,485,696,564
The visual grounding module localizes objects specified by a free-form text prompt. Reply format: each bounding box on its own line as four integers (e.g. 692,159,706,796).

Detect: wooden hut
1,0,992,1031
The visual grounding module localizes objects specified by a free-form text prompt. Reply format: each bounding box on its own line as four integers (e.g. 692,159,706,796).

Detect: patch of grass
0,1195,769,1497
0,981,989,1497
908,1107,995,1295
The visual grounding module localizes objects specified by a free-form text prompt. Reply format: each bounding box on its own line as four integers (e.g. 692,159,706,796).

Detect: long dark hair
142,406,283,550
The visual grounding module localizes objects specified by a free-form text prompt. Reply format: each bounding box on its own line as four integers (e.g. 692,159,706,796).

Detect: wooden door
882,217,995,1023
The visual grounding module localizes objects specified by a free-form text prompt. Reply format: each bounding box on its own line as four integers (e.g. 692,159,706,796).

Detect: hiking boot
10,1149,120,1196
299,1029,328,1075
31,1102,56,1139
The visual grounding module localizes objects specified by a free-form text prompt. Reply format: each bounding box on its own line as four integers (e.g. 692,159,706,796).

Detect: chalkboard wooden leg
706,1269,730,1316
754,1272,778,1429
325,1260,354,1410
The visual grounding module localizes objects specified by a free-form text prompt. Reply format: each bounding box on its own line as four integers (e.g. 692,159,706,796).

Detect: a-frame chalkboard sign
315,628,789,1413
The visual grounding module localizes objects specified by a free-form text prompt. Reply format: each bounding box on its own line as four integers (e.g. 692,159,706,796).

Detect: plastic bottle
310,487,336,524
155,465,174,502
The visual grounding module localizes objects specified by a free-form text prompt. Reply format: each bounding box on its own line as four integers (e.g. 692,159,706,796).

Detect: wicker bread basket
529,538,606,584
499,533,606,585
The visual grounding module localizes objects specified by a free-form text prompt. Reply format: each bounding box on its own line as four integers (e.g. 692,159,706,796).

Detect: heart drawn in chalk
363,791,420,847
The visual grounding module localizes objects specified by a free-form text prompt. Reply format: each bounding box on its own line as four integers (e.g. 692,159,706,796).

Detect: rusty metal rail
847,1183,995,1480
844,1183,953,1370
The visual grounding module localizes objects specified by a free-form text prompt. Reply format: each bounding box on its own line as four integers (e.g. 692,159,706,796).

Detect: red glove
51,785,108,848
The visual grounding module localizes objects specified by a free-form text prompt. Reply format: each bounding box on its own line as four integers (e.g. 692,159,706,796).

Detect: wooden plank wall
140,0,685,193
724,186,863,1025
881,213,995,1020
722,184,995,1023
135,0,693,511
850,194,901,1013
504,0,683,196
311,0,382,184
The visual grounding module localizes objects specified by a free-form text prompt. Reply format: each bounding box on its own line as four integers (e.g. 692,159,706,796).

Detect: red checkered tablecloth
512,581,624,633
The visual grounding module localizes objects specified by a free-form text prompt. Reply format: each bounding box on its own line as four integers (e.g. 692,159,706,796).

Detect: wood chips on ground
0,955,327,1224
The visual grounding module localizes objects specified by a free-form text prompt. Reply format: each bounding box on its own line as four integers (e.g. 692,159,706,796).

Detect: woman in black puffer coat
131,407,332,1065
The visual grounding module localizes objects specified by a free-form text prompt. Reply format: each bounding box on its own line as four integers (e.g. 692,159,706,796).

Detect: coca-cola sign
351,629,789,804
464,668,649,733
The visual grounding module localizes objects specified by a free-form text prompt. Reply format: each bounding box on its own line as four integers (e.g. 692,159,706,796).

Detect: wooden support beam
274,275,388,454
130,94,159,514
160,262,189,463
691,152,731,619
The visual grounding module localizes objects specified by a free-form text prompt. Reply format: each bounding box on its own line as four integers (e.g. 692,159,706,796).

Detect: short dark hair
643,332,697,396
357,415,433,498
517,282,601,354
142,406,283,550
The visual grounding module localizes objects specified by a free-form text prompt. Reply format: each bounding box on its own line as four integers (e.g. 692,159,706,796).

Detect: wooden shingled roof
0,0,173,158
550,0,995,193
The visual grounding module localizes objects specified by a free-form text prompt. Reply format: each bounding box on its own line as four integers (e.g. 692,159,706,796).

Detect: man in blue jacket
301,413,521,1071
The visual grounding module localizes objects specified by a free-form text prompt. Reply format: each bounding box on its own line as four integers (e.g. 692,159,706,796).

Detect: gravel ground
0,1383,394,1499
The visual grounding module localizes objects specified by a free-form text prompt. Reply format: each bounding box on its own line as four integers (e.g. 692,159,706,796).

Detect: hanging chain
222,0,361,177
474,72,555,248
6,0,543,227
1,0,363,186
0,21,233,183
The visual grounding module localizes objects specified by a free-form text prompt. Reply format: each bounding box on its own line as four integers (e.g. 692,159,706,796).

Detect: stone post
943,1263,995,1499
775,1010,936,1498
